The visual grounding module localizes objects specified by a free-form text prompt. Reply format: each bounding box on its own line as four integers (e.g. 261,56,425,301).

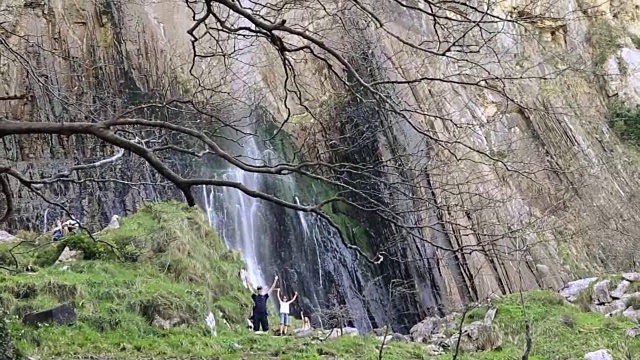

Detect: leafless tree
1,0,639,320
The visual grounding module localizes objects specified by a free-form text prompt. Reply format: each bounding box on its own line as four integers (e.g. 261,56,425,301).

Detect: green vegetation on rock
610,99,640,147
442,290,640,360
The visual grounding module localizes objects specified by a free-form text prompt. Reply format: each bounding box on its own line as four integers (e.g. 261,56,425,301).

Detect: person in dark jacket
246,275,279,332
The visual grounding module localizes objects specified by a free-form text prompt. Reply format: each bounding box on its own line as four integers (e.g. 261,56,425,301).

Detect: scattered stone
294,329,314,338
323,327,359,339
151,314,182,330
0,230,16,242
376,335,391,345
447,321,502,352
622,307,640,322
106,215,120,230
592,280,612,304
623,272,640,282
373,325,390,336
560,277,597,302
484,307,497,324
55,246,83,264
426,344,445,356
22,303,77,327
626,327,640,338
611,280,630,299
584,349,613,360
590,300,626,315
409,316,441,343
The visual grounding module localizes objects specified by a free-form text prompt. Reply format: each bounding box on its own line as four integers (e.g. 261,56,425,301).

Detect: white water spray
294,196,323,287
202,136,268,291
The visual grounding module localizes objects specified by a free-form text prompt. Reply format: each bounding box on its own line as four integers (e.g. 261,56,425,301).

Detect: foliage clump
609,99,640,147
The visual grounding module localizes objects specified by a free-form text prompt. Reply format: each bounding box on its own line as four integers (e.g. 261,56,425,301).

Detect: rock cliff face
2,0,640,333
0,0,188,230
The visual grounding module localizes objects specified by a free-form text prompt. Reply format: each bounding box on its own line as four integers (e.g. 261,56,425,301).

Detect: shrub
609,100,640,146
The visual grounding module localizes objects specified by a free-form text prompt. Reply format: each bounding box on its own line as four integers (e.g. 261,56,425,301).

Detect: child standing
276,288,298,335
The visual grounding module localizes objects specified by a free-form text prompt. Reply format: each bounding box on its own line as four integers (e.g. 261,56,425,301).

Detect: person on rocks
52,220,63,241
276,288,298,335
247,275,279,332
62,214,81,234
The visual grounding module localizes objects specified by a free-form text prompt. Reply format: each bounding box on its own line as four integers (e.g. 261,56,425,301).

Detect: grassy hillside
443,290,640,360
0,202,426,359
0,202,638,359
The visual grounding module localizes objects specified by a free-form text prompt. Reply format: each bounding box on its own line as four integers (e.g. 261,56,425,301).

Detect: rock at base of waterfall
622,306,640,322
611,280,631,298
590,300,626,315
483,307,497,324
592,280,612,304
626,327,640,337
373,325,390,336
0,230,15,242
323,327,359,339
446,322,503,352
623,272,640,282
376,333,408,345
584,349,613,360
55,246,83,264
559,277,598,302
22,303,76,327
294,329,314,338
409,316,441,342
426,344,445,356
106,215,120,230
0,230,16,242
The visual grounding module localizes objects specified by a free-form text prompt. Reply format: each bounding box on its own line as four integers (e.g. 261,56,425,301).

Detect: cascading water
202,136,268,291
192,0,441,333
294,196,323,287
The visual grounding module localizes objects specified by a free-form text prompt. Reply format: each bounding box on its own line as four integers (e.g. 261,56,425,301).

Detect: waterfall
202,136,268,291
294,196,323,287
42,208,49,233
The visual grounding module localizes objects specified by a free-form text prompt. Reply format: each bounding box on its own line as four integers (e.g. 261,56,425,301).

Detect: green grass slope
439,290,640,360
0,202,638,359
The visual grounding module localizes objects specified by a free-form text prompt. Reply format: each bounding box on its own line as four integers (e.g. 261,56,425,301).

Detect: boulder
376,333,406,344
55,246,83,264
560,277,597,302
294,329,314,338
483,307,497,324
426,344,445,356
611,280,631,299
373,325,390,336
592,280,612,304
623,272,640,282
584,349,613,360
626,327,640,338
622,307,640,322
0,231,16,243
410,316,441,342
106,215,120,230
323,327,359,339
589,300,626,315
22,303,76,327
447,321,502,352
